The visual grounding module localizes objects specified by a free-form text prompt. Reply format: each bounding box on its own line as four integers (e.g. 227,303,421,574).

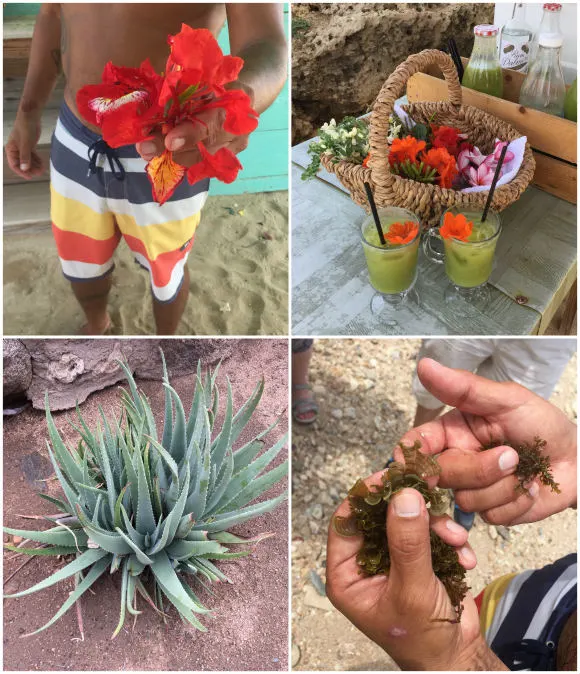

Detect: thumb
386,488,433,586
417,358,529,416
18,137,32,172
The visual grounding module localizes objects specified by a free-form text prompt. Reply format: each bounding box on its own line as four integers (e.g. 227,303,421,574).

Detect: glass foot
444,283,490,315
370,288,419,327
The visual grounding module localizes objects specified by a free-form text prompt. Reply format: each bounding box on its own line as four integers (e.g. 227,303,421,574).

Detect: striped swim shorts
50,100,209,302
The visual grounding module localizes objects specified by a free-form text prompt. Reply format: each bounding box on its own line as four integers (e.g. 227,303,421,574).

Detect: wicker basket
320,49,536,228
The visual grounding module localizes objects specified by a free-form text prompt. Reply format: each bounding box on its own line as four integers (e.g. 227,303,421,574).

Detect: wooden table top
292,141,577,336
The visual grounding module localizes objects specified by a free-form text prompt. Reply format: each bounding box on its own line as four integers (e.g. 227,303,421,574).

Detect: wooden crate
407,57,577,204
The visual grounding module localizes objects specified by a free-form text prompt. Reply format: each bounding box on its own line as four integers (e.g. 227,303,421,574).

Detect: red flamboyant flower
76,25,259,205
430,125,465,157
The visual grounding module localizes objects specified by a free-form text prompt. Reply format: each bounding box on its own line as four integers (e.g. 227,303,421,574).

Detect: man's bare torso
61,3,226,130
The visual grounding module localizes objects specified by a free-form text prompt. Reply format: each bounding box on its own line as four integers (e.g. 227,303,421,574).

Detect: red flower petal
198,89,258,135
168,26,241,86
145,150,186,205
186,142,242,185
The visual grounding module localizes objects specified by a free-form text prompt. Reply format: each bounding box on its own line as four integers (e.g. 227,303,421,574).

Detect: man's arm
19,3,62,115
5,4,62,177
225,3,287,114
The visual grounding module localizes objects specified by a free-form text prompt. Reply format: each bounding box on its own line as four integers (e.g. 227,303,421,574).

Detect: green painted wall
213,8,289,196
4,3,289,196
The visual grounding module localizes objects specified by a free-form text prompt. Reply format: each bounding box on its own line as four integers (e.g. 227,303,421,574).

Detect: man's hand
5,111,45,179
399,359,577,526
327,485,507,671
136,81,254,167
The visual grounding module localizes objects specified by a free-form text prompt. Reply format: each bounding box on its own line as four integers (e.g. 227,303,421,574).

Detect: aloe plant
3,352,288,637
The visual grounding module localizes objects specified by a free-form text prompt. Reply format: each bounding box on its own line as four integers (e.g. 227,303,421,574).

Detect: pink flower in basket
457,146,485,175
466,162,494,187
483,140,515,170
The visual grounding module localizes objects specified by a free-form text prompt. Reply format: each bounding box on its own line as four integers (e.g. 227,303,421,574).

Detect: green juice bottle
463,25,504,98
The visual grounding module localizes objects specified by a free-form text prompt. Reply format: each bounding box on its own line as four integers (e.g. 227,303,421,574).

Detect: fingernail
528,482,539,498
20,162,29,171
168,137,185,151
499,448,519,471
139,141,157,156
394,490,421,518
446,519,466,535
460,546,476,565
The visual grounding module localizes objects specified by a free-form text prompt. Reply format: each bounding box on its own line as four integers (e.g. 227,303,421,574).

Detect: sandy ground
3,191,288,336
291,339,577,671
3,339,289,671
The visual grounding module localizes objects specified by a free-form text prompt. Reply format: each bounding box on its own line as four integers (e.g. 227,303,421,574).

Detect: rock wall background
292,2,495,144
3,338,237,410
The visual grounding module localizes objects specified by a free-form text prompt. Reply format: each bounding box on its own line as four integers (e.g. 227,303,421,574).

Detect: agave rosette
3,353,287,637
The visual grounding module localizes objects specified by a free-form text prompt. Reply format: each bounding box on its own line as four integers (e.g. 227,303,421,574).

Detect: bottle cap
474,24,499,37
539,32,563,47
543,3,562,11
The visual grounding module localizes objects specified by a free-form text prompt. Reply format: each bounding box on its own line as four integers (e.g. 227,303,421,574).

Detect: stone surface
3,339,32,399
20,339,236,411
292,3,495,143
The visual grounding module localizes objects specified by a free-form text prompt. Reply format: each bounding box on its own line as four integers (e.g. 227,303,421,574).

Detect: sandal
292,384,319,425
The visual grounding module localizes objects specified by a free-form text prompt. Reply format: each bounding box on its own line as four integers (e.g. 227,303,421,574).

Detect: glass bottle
519,33,566,116
564,78,577,122
500,3,533,73
462,25,504,98
529,3,563,66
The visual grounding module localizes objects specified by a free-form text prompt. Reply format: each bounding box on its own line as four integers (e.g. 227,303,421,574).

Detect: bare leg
70,276,112,335
413,404,444,427
153,265,190,335
292,344,317,423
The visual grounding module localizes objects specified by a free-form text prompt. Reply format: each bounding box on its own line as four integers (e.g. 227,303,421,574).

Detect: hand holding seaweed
326,446,493,671
402,358,577,525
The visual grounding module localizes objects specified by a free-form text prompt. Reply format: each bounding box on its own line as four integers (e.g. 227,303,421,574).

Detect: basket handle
368,49,463,182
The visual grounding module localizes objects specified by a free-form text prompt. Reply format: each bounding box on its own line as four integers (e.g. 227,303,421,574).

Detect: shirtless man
5,4,287,334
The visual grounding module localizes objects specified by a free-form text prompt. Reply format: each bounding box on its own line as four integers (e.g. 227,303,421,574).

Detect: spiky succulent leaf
4,350,287,637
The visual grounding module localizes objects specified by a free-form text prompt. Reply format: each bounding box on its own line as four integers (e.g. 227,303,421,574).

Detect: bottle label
500,34,531,71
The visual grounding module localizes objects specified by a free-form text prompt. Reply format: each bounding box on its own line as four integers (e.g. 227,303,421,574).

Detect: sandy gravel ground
3,191,288,336
291,339,577,671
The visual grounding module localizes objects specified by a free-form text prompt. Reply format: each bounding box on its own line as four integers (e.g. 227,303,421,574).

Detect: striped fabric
476,554,577,670
50,101,209,302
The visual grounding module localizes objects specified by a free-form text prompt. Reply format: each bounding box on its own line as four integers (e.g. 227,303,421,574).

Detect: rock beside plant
3,339,33,400
13,339,235,410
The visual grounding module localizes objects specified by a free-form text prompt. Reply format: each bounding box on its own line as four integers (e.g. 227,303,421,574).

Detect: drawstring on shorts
87,139,126,181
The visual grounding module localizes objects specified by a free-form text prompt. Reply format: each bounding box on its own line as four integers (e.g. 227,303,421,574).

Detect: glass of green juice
360,207,421,324
423,206,501,313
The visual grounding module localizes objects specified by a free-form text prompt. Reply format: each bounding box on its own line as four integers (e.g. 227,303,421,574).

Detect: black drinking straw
364,182,386,245
481,144,508,223
447,38,464,81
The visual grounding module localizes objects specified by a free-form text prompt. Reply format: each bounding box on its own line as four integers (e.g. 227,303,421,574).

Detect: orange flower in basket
440,212,474,241
362,153,371,168
386,220,419,245
388,136,426,167
421,147,458,189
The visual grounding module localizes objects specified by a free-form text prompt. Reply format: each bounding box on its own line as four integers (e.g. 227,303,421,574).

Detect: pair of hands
6,81,252,179
327,358,577,671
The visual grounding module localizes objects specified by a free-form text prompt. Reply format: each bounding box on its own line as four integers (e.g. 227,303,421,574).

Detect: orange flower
362,153,371,167
421,147,458,189
440,212,474,241
388,136,426,167
386,220,419,245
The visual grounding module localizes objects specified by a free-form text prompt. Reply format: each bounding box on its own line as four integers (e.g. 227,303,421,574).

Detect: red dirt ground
3,339,289,671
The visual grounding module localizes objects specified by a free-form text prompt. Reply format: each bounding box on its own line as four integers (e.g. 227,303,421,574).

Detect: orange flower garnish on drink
421,147,458,189
440,212,474,241
388,136,427,166
386,220,419,245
